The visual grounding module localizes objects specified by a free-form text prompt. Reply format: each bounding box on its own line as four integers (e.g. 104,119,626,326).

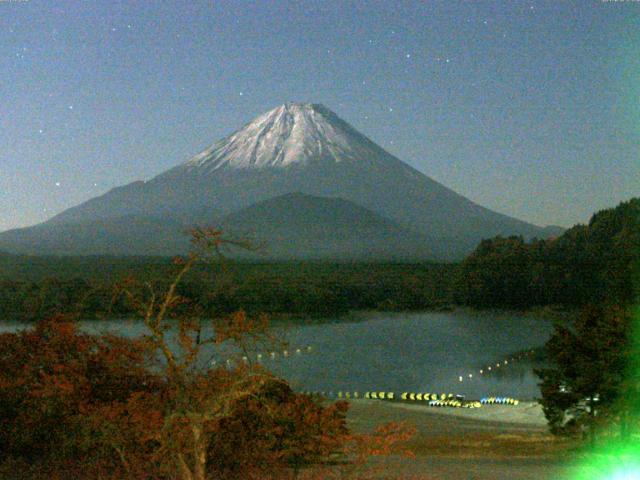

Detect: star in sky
1,1,635,232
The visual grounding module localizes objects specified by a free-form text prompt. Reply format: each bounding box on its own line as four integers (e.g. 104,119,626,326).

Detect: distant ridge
217,192,436,260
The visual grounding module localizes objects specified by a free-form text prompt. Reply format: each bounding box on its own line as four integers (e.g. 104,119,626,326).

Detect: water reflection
0,309,552,399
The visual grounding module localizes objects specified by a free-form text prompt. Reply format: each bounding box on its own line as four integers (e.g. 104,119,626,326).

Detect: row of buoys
299,391,521,408
458,349,537,383
428,400,482,408
210,345,313,366
301,391,481,408
401,392,454,401
480,397,519,405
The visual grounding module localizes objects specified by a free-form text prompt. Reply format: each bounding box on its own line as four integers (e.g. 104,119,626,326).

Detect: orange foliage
1,229,420,479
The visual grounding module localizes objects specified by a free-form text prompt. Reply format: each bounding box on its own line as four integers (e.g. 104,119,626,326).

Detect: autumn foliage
0,229,416,479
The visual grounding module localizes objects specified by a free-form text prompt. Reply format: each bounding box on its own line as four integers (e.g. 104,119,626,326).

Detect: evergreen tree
536,304,633,441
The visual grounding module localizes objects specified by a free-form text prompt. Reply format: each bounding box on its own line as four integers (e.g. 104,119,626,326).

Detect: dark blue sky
1,0,638,232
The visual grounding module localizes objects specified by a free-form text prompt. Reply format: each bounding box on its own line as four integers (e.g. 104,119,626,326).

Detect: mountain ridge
1,102,562,259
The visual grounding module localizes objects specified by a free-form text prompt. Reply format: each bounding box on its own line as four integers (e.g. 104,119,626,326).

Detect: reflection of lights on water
458,352,533,383
210,345,313,368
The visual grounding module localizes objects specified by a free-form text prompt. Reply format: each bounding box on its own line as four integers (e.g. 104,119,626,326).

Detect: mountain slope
0,194,435,259
218,192,435,260
1,102,560,259
0,215,191,256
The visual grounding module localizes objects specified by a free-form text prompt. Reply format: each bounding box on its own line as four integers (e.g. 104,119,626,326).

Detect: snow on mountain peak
181,102,384,172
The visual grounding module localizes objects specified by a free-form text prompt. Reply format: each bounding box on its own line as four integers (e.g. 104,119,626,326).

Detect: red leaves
0,228,421,479
0,316,159,476
215,309,269,344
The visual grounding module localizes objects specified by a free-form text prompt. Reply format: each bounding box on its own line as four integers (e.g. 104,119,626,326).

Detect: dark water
0,310,552,400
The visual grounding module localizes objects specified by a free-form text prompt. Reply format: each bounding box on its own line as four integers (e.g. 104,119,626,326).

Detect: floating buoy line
457,349,536,384
298,390,520,409
209,345,314,366
209,344,526,408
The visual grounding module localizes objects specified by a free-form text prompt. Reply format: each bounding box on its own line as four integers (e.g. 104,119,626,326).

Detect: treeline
454,198,639,308
2,197,636,320
0,261,455,321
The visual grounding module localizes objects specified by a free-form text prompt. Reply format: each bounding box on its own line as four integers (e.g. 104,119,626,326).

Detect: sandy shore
345,399,575,479
381,400,548,425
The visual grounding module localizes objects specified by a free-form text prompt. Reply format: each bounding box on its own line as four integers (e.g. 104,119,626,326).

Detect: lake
0,309,552,400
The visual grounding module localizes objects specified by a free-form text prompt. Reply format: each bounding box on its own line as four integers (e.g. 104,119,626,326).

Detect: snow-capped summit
180,102,387,172
2,102,560,260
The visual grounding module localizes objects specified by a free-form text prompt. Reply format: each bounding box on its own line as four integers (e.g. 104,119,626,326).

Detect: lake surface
0,310,552,400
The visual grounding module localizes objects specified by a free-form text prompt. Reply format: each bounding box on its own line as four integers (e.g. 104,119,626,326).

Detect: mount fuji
0,103,562,260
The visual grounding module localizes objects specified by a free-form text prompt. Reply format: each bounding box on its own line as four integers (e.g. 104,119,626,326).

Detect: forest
0,258,454,321
2,198,637,322
454,198,639,309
